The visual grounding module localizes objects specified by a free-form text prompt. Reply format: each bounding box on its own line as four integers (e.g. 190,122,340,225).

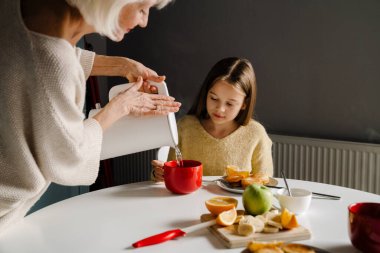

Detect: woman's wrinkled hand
113,76,181,117
151,160,164,182
123,58,164,93
93,76,181,131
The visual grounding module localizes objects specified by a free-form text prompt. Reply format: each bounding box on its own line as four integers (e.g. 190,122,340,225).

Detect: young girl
151,57,273,181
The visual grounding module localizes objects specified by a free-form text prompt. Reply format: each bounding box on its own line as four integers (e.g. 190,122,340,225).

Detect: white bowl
274,188,312,214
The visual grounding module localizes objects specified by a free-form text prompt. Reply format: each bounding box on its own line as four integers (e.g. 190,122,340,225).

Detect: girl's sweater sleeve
251,127,274,177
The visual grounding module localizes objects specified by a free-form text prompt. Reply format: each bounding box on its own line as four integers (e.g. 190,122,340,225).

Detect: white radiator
270,134,380,195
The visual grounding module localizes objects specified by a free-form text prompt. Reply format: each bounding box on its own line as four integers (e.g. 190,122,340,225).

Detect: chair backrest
157,146,170,162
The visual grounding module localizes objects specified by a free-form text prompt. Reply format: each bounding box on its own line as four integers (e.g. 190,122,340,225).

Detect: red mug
163,160,203,194
348,202,380,253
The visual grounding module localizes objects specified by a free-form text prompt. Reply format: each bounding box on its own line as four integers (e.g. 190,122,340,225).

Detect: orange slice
225,165,250,178
225,175,243,183
280,208,293,227
283,213,299,229
226,165,240,175
281,208,299,229
205,196,238,215
216,207,237,226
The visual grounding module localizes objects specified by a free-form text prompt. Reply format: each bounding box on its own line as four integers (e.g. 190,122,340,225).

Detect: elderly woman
0,0,180,233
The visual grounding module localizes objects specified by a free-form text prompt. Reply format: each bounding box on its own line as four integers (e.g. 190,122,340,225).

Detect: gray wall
85,34,109,104
106,0,380,144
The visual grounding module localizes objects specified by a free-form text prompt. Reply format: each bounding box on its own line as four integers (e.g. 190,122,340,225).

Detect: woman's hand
123,58,164,82
93,77,181,130
91,55,165,93
115,76,180,116
123,58,164,93
151,160,164,182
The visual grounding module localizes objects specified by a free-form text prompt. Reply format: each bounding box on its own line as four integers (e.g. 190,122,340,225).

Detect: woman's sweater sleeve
75,47,95,80
36,96,103,186
34,53,103,186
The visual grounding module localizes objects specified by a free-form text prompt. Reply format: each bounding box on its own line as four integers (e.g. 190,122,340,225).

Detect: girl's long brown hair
188,57,256,126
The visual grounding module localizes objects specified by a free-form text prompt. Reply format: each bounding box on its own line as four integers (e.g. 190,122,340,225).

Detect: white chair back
157,146,170,162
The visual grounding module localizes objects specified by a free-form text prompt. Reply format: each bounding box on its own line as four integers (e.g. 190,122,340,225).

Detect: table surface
0,177,379,253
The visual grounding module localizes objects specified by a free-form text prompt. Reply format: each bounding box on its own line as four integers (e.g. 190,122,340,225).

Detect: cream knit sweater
168,116,273,176
0,1,103,234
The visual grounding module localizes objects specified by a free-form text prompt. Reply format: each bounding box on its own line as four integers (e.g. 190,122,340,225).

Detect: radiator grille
111,149,157,185
111,135,380,195
270,134,380,195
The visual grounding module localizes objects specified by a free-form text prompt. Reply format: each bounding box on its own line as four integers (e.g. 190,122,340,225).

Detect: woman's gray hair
66,0,172,41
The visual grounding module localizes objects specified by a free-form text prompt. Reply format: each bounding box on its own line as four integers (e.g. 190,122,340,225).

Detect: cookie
282,244,316,253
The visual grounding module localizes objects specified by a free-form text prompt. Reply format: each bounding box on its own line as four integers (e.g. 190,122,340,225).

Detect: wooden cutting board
201,213,311,249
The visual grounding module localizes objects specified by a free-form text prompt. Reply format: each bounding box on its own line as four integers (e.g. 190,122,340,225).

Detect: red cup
164,160,203,194
348,202,380,253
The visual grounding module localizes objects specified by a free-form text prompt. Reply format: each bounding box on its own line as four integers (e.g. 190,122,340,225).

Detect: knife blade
132,219,216,248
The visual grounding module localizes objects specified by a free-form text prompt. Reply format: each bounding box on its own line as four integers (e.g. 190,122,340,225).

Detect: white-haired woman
0,0,179,233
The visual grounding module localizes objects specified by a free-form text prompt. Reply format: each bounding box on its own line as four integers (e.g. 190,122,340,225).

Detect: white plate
216,180,244,194
216,177,278,194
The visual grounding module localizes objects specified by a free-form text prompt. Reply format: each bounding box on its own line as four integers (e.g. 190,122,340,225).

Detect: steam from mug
89,81,178,160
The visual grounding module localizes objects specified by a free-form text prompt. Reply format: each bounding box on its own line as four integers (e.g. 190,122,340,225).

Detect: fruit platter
202,196,312,251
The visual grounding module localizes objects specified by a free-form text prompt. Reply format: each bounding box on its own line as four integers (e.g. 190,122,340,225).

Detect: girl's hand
151,160,164,182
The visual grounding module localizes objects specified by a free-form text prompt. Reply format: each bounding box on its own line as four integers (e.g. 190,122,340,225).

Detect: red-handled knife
132,219,216,248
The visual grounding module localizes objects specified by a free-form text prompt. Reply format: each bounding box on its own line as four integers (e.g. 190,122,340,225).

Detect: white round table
0,177,378,253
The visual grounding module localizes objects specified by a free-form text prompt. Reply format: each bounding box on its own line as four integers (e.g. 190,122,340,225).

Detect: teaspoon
281,170,293,197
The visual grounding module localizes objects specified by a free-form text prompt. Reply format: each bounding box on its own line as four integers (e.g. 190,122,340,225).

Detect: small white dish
274,188,312,214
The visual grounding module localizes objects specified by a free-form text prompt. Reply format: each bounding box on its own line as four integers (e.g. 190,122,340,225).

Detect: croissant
241,173,270,189
224,165,270,189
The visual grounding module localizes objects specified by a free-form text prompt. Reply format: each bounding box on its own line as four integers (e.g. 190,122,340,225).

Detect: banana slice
238,223,255,236
263,225,280,233
256,215,267,223
238,215,266,235
252,217,265,233
263,211,279,221
267,220,283,229
271,214,282,223
238,215,256,236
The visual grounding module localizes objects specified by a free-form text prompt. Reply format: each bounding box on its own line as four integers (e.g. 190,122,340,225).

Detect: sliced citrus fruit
216,207,237,226
225,175,243,183
280,208,293,228
205,196,238,215
283,213,299,229
225,165,250,178
226,165,240,176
